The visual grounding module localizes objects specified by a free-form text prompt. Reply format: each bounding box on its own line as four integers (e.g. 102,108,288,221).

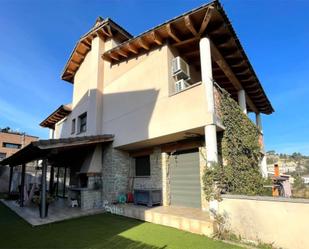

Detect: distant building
302,175,309,185
0,128,38,161
0,128,38,192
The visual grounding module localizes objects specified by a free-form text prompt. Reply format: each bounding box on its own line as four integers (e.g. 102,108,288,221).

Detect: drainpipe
199,36,218,166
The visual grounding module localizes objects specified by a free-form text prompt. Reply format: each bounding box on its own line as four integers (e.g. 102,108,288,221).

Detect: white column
255,112,263,133
256,113,267,177
49,129,55,139
238,89,247,114
200,37,218,166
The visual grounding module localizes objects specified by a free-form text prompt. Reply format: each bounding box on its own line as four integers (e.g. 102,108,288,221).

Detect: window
135,155,150,177
0,152,6,161
71,119,76,134
2,142,21,149
78,112,87,133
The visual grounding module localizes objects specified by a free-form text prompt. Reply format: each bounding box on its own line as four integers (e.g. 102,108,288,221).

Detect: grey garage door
170,149,201,208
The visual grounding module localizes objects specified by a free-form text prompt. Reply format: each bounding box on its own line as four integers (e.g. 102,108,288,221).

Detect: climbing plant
203,88,264,201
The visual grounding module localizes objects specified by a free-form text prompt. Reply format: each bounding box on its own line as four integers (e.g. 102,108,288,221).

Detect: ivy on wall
203,88,264,201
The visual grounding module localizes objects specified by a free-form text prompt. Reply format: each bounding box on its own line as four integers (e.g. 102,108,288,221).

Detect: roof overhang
61,18,132,83
0,135,114,166
40,104,72,129
102,0,274,114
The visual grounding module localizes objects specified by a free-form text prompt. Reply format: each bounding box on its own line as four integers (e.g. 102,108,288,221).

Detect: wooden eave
61,18,132,84
0,135,114,167
102,0,274,114
40,104,72,129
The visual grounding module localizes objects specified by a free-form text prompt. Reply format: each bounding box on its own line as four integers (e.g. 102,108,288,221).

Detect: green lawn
0,202,241,249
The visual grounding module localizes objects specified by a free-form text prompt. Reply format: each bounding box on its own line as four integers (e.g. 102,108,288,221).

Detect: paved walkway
0,199,104,226
108,204,214,236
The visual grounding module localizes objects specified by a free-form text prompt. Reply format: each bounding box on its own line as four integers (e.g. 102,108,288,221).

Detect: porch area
106,203,214,237
1,198,104,226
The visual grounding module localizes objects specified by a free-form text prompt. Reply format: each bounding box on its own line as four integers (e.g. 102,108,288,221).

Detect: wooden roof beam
151,31,163,45
83,38,91,46
80,41,91,50
199,6,214,35
184,15,197,36
70,60,80,67
117,49,128,58
166,23,181,43
109,52,119,61
96,30,106,41
210,40,258,113
75,50,85,59
138,38,150,50
172,36,199,47
67,69,75,75
101,25,113,37
127,43,138,54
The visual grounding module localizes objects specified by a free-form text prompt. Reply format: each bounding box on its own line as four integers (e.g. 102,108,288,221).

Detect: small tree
293,175,305,190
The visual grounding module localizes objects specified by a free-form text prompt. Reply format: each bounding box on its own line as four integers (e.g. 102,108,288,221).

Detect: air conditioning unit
172,56,190,80
175,79,190,93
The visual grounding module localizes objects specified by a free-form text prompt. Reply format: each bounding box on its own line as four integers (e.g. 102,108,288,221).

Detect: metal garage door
170,149,201,208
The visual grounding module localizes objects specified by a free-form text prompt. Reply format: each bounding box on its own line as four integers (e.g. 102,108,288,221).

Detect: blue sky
0,0,308,155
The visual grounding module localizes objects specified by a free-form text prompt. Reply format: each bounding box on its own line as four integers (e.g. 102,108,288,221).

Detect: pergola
0,135,114,218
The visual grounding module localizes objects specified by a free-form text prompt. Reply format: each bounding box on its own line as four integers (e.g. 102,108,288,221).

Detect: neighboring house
0,128,38,192
0,128,38,160
2,1,273,213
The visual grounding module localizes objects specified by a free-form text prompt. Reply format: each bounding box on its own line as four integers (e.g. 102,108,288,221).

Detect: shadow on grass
0,203,165,249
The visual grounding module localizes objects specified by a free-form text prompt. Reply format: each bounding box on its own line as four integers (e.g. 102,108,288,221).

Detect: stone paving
0,198,105,226
107,204,214,236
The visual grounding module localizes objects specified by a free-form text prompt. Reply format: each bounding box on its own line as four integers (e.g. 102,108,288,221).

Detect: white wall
219,196,309,249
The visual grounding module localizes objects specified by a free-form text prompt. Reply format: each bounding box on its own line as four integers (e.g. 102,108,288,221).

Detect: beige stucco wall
55,38,208,148
219,197,309,249
54,36,104,139
102,44,208,148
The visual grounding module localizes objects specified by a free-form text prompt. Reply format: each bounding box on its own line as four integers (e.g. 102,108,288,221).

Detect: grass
0,202,242,249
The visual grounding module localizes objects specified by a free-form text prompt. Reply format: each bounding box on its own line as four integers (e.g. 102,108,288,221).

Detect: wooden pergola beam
151,31,163,45
166,23,181,43
184,15,197,36
210,40,258,113
199,6,214,35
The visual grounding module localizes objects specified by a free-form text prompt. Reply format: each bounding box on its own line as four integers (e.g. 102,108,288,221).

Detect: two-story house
2,1,273,217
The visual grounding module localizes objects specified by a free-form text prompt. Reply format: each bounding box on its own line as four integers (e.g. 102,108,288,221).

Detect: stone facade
102,144,132,203
80,190,102,210
133,147,162,190
102,145,165,205
161,152,170,206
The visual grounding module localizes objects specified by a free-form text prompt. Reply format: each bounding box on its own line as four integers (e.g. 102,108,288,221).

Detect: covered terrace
0,135,113,220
